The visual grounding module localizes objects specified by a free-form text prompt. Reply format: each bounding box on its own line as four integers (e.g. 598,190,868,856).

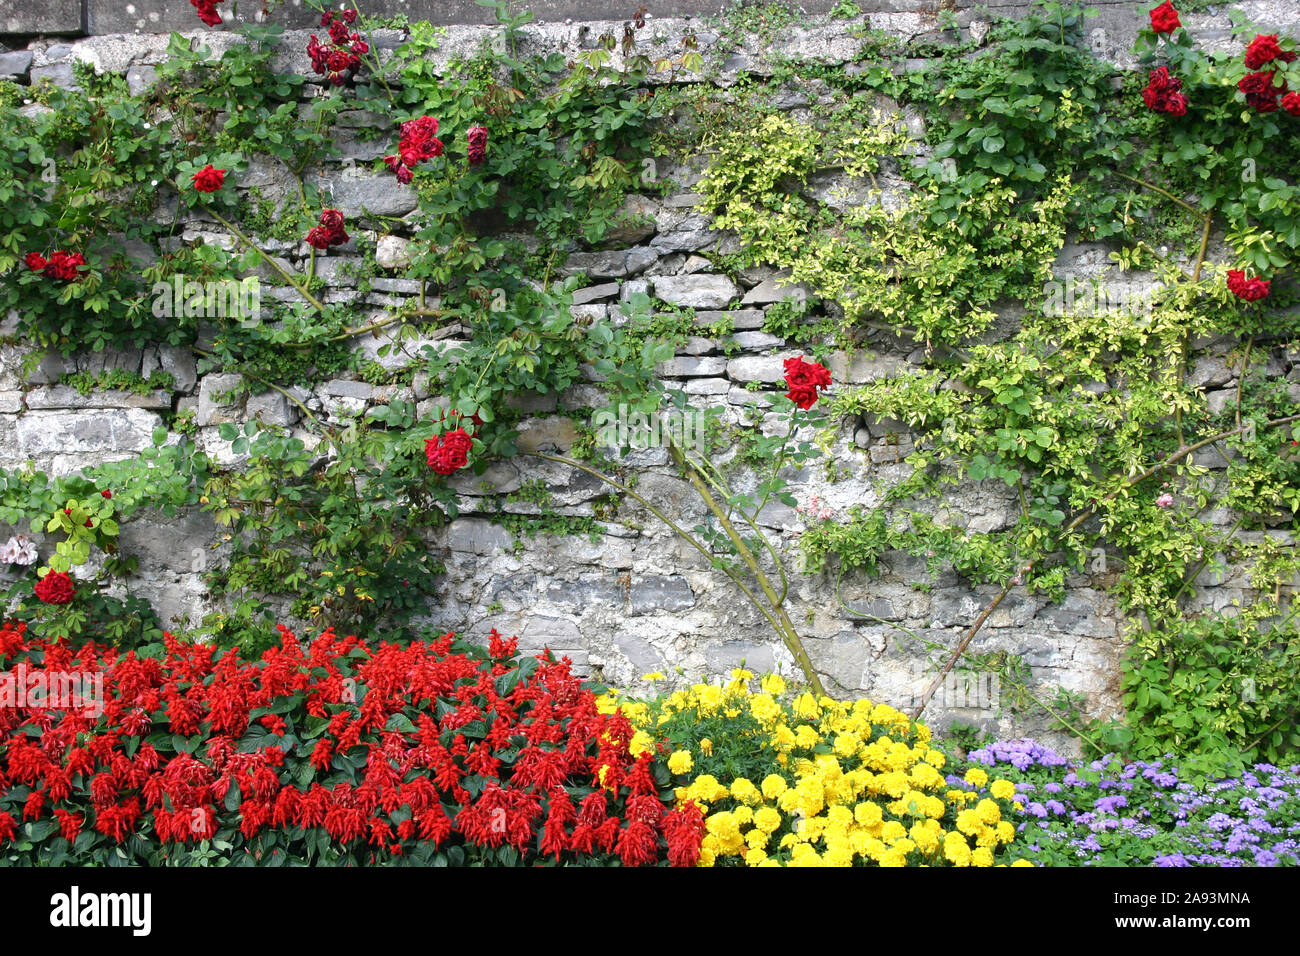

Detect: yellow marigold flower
754,806,782,834
972,846,995,867
833,732,860,759
1012,859,1035,867
976,798,1002,826
698,847,716,868
629,730,655,758
595,694,620,715
667,750,693,775
732,805,754,826
689,774,728,803
792,692,821,719
956,809,981,836
772,724,796,751
824,843,855,867
870,703,902,725
910,821,940,851
745,826,768,850
779,833,799,849
641,671,665,681
699,738,713,757
778,789,802,814
748,693,781,725
744,847,768,867
878,770,910,798
990,779,1016,801
730,777,761,806
909,764,944,790
760,673,786,695
826,804,854,832
879,847,908,867
996,821,1015,843
695,685,724,714
943,833,972,867
761,774,789,800
880,820,907,843
729,668,754,682
964,768,989,788
854,802,884,827
794,724,820,749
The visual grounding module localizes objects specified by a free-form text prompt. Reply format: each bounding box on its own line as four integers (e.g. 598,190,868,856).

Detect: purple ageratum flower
1206,812,1236,831
1095,795,1128,814
1155,853,1191,867
1045,799,1067,815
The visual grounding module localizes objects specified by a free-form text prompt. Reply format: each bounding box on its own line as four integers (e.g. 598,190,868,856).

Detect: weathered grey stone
696,309,765,330
570,281,621,305
15,409,163,458
603,194,661,245
158,345,198,394
117,511,218,574
740,274,812,305
683,377,730,395
0,51,33,75
731,331,784,349
653,274,739,309
24,386,171,410
628,575,695,615
196,373,245,426
562,251,628,278
1187,355,1234,389
515,416,580,454
826,351,905,384
615,630,667,673
246,390,296,427
446,518,515,556
726,352,800,383
369,277,421,294
322,168,418,218
656,356,727,377
0,392,22,414
125,65,158,96
706,641,777,676
375,235,413,270
30,63,78,90
321,379,374,400
3,2,81,34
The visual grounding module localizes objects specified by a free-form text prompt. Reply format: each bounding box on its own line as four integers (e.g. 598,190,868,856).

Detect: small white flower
0,534,38,566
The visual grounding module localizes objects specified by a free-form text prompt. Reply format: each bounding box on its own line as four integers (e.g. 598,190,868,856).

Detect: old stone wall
2,1,1297,753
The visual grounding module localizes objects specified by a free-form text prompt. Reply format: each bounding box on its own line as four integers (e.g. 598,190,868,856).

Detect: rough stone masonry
2,1,1297,755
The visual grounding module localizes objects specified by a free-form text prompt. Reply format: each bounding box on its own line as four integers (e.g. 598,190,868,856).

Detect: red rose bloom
306,208,349,250
1239,71,1287,112
1149,2,1180,34
1226,269,1270,302
24,252,47,272
1284,91,1300,116
34,570,76,605
467,126,489,166
101,489,112,498
1244,34,1296,70
1142,67,1188,114
425,428,474,475
191,0,224,27
783,355,833,410
40,251,86,282
191,164,226,193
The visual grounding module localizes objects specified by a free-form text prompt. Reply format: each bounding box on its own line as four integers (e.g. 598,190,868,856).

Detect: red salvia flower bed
0,620,702,867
